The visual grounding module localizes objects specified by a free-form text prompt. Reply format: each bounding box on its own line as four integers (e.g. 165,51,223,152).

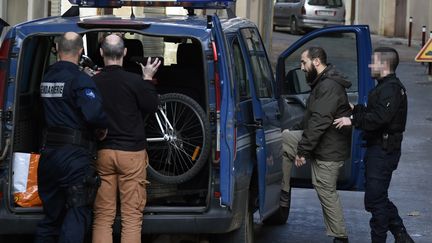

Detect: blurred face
369,52,385,79
301,51,318,84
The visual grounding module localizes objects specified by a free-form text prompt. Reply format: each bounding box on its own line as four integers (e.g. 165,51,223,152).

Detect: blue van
0,1,374,242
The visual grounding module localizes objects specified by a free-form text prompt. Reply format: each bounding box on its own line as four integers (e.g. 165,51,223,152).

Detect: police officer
334,47,414,243
35,32,108,243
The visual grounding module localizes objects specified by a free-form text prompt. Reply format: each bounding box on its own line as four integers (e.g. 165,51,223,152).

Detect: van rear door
276,25,374,190
212,14,236,207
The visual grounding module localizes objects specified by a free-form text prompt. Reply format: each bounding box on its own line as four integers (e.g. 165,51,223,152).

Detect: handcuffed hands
295,155,306,167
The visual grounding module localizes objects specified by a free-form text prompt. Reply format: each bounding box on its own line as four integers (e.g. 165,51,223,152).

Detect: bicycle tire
145,93,211,184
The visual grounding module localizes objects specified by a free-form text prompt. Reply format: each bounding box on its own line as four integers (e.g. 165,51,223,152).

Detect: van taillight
0,39,11,108
301,6,306,15
212,41,221,162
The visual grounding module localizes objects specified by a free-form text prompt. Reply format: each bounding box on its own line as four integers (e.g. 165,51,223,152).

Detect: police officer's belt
44,127,93,148
366,132,403,151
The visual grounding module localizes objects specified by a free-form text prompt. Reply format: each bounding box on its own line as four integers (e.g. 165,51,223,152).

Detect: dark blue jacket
40,61,107,131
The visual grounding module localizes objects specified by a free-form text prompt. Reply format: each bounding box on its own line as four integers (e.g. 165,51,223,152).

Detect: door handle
243,120,263,129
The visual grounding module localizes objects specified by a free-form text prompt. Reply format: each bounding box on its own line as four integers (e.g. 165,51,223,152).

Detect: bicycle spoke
146,93,210,183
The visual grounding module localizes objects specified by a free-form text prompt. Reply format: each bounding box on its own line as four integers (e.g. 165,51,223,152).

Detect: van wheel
211,194,254,243
290,17,301,35
262,189,291,225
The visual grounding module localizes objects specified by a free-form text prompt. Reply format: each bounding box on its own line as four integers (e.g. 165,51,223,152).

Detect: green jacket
297,65,352,161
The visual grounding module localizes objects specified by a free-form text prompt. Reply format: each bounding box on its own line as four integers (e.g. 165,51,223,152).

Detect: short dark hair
303,46,327,65
56,33,83,55
373,47,399,72
101,36,125,59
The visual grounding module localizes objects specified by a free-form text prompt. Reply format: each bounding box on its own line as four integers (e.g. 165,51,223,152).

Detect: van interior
11,31,211,213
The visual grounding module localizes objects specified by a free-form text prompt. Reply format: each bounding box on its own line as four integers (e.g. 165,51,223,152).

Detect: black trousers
364,145,405,243
34,144,93,243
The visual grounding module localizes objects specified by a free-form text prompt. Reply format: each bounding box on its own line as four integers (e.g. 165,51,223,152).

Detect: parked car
0,0,373,242
273,0,346,34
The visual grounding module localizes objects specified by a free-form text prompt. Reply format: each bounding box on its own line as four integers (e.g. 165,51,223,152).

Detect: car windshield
308,0,342,7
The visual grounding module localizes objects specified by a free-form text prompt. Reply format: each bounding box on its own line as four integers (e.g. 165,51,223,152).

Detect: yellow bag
13,153,42,207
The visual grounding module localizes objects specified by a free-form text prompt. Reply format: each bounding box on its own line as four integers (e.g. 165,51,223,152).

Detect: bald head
101,34,126,61
57,32,83,56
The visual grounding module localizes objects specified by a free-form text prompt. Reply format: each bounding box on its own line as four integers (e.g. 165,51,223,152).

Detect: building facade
355,0,432,41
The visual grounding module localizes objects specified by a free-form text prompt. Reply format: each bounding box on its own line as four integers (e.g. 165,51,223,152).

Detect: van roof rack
68,0,235,9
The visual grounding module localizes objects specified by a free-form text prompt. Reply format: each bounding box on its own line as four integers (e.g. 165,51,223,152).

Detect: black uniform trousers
34,144,93,243
364,145,404,243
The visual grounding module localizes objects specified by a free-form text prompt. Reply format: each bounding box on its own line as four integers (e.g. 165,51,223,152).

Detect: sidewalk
370,34,423,62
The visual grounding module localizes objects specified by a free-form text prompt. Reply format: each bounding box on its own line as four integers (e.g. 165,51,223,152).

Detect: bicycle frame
147,105,176,142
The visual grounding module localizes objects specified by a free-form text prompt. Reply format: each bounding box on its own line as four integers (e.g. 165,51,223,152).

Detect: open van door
211,14,236,207
276,25,374,190
236,27,284,219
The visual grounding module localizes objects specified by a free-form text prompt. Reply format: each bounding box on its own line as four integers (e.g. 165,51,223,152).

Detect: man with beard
280,46,352,243
334,47,414,243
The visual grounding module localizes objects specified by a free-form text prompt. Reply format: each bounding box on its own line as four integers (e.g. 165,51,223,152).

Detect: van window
282,32,358,94
308,0,343,7
231,38,251,100
240,28,273,98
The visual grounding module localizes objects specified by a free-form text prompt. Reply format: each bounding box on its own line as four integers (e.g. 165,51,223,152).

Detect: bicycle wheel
145,93,211,184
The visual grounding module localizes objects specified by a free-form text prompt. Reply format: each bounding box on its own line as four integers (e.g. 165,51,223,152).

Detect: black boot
394,229,415,243
333,237,349,243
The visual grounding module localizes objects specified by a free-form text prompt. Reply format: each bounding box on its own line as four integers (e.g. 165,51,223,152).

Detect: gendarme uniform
351,73,408,242
35,60,107,243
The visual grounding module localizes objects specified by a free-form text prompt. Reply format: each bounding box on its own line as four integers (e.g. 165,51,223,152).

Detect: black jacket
352,74,407,146
93,65,159,151
297,65,352,161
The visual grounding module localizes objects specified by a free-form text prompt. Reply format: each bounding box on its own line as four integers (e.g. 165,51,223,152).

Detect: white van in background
273,0,346,34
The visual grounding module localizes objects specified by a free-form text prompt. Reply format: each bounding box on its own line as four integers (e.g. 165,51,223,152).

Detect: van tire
211,193,254,243
145,93,211,184
290,17,300,35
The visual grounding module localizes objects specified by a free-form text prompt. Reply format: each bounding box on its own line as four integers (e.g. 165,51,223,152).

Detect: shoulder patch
40,82,65,98
85,89,96,99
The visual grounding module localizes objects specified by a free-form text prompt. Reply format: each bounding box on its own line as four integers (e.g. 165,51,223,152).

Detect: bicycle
145,93,211,184
77,56,211,184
